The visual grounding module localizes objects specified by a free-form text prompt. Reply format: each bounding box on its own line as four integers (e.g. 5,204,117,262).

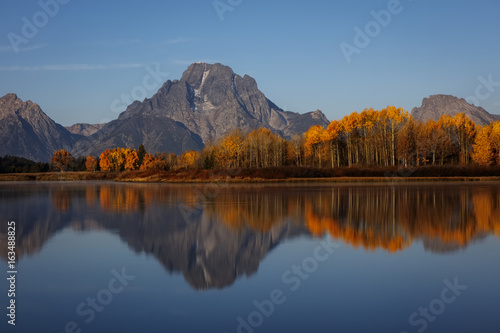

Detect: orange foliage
472,125,494,166
99,148,140,172
124,150,139,171
99,150,112,172
304,125,326,167
50,149,74,171
140,153,168,170
85,155,98,171
90,107,495,171
180,150,201,169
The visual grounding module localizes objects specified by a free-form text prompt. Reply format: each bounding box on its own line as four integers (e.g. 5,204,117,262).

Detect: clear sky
1,0,499,126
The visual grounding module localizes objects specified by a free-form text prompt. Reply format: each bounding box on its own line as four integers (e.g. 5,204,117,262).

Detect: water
0,181,499,333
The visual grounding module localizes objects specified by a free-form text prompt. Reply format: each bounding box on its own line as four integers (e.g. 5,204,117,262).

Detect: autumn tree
140,153,169,170
180,150,201,169
358,109,377,166
288,134,305,166
339,112,359,166
386,106,409,166
85,155,98,172
166,153,178,169
325,120,342,168
491,122,500,165
270,134,287,167
51,149,75,172
433,116,459,165
98,148,137,172
214,129,245,168
472,121,500,166
472,125,494,166
99,150,112,172
108,148,126,172
452,113,476,165
245,128,276,168
304,125,326,167
397,117,417,167
124,149,139,171
140,153,155,170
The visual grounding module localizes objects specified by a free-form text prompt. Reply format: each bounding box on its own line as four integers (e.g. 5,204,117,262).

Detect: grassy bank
0,171,117,181
116,165,500,183
2,166,499,183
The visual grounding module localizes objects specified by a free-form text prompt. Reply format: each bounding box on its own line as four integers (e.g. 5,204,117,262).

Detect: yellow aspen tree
325,120,342,168
472,125,494,166
304,125,326,167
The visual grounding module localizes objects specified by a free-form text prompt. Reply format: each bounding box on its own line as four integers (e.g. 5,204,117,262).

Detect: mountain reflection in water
1,182,499,290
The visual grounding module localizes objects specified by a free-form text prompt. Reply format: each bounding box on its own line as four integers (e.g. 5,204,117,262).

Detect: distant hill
65,123,105,136
0,94,77,162
73,62,330,157
411,94,500,126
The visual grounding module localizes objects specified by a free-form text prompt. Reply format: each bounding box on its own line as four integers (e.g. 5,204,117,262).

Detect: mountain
0,93,77,162
74,63,329,156
411,94,500,126
282,109,329,138
65,123,105,136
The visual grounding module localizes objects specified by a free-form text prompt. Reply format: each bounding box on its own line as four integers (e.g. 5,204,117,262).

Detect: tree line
0,155,50,173
42,106,500,172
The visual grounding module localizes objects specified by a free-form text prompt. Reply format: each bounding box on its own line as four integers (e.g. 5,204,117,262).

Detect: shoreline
1,169,500,183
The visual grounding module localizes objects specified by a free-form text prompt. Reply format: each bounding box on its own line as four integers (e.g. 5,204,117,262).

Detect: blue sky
1,0,499,126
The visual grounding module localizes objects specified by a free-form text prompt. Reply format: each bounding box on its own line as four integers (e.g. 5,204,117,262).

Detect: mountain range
0,63,499,162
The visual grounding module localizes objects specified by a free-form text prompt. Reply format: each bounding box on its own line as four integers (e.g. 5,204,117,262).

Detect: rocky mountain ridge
65,123,106,136
0,93,77,162
411,94,500,126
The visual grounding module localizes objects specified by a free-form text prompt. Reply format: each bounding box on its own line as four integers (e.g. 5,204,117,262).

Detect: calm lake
1,181,499,333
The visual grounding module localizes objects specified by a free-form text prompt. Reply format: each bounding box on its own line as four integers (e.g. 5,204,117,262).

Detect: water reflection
1,182,499,290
